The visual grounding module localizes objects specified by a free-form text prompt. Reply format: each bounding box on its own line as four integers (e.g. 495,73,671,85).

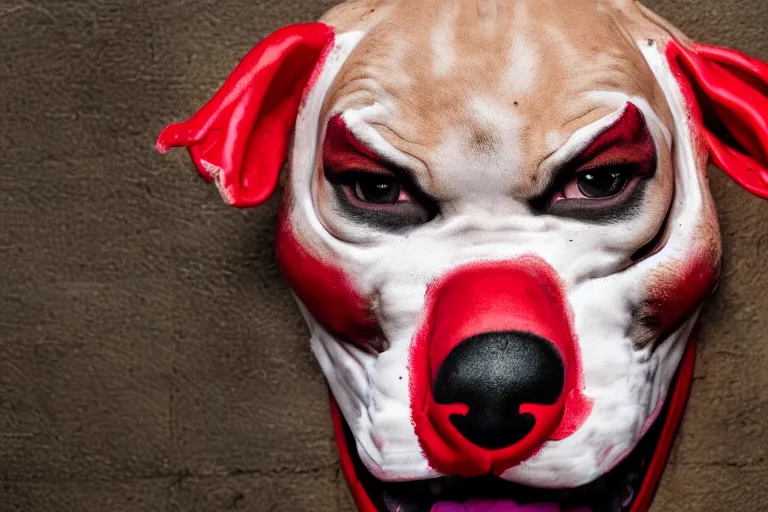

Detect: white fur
427,95,525,200
507,34,539,94
432,9,457,77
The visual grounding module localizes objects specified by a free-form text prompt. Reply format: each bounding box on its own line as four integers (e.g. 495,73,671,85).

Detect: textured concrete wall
0,1,766,510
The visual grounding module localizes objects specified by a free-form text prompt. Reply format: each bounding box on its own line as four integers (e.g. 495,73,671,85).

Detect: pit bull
157,0,768,510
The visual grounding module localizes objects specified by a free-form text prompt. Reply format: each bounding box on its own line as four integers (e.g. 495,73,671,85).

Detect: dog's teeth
383,493,423,512
620,484,635,507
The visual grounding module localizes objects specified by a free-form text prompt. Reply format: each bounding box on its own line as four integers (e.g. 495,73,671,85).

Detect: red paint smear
573,102,657,176
156,23,335,208
666,40,768,199
409,256,592,477
275,206,381,350
647,249,719,336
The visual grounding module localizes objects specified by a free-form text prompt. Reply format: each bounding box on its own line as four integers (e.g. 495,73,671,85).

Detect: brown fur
321,0,677,196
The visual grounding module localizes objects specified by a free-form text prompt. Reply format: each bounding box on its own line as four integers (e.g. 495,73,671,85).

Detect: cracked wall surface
0,0,766,510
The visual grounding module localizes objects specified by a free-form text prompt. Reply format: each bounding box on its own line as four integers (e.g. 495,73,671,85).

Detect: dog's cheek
274,208,383,350
639,246,721,341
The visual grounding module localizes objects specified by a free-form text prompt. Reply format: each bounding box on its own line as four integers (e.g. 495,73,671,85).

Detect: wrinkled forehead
322,0,673,171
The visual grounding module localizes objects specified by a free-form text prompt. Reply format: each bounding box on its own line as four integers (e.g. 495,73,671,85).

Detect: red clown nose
409,256,592,477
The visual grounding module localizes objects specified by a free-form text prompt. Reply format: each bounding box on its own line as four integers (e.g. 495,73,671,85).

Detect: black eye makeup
545,170,650,223
329,170,438,229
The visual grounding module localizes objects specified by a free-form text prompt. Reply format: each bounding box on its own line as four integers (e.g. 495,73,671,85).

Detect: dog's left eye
555,164,637,202
353,174,403,204
569,165,634,198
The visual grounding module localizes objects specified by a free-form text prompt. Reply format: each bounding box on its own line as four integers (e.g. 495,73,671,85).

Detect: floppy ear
156,23,335,207
666,40,768,199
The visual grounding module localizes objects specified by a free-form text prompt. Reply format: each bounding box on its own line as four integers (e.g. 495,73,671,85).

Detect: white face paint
281,24,719,492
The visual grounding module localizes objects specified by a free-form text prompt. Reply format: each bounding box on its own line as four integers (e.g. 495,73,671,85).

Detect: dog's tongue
430,501,591,512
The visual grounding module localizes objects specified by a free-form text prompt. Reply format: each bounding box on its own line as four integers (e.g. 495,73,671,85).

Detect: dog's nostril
433,331,565,450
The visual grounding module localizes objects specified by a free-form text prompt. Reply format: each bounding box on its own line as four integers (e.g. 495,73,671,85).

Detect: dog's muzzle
410,256,591,477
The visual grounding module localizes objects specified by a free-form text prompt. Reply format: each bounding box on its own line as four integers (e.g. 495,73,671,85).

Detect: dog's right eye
321,115,438,229
328,171,438,229
558,164,638,201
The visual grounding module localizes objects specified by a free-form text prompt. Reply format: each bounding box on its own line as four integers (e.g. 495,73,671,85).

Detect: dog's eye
328,171,438,229
353,175,403,204
573,166,632,198
536,104,658,221
559,165,636,200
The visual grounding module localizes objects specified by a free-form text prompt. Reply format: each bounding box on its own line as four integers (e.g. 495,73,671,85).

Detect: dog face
158,0,768,510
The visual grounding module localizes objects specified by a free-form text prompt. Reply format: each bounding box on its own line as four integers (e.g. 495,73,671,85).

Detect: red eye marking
572,102,657,176
323,115,390,177
322,116,430,219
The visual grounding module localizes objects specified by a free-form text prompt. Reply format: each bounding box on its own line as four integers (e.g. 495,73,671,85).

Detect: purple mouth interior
431,501,592,511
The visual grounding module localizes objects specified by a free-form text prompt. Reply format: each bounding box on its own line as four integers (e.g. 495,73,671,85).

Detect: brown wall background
1,1,766,511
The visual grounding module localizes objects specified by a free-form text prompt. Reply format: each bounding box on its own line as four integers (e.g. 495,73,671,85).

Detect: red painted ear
156,23,335,207
667,41,768,199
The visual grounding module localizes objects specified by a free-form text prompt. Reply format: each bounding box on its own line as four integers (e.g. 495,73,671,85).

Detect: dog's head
158,1,768,510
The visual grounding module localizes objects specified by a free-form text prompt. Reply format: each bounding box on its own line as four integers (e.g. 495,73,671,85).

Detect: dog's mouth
339,411,654,512
331,341,695,512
